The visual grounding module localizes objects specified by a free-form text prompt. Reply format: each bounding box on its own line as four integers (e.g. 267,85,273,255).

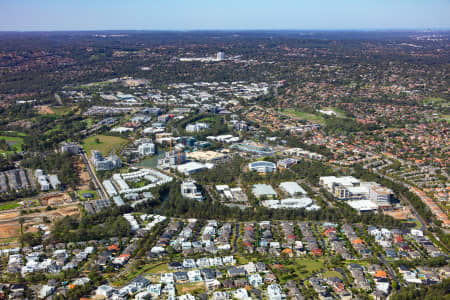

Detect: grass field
0,202,21,211
114,262,169,286
198,116,216,122
274,258,326,283
321,107,347,118
322,270,344,279
77,190,98,201
439,115,450,122
144,263,169,274
1,131,27,137
281,109,325,124
78,80,113,89
45,125,61,135
0,135,24,152
51,106,76,116
293,258,325,279
82,134,128,156
84,118,94,128
423,97,449,107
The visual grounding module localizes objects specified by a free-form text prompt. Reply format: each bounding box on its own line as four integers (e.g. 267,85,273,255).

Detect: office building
138,143,156,156
181,181,203,201
217,52,225,61
91,150,122,171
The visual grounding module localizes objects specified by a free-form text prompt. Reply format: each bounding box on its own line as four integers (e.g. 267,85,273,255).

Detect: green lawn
44,125,61,135
77,190,98,201
197,116,216,122
114,262,170,286
0,135,24,152
51,106,76,116
281,109,325,124
323,270,344,279
145,263,170,274
2,131,27,137
82,134,128,157
235,254,253,265
423,97,449,107
0,202,21,211
84,118,94,128
78,80,113,89
321,107,347,118
274,258,326,283
438,115,450,122
293,258,325,279
403,218,422,229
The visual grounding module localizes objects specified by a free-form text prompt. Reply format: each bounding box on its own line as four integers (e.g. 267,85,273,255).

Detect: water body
135,151,165,168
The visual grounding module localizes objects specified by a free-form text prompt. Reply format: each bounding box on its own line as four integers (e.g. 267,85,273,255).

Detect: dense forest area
136,181,407,229
391,278,450,300
21,152,79,189
50,205,132,243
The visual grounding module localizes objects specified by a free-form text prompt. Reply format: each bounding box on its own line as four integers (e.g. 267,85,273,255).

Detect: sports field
281,109,325,124
82,134,128,156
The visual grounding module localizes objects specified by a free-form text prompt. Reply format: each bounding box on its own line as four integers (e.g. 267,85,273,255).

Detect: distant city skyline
0,0,449,31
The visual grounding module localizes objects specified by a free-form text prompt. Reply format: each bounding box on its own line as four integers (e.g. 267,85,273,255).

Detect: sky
0,0,449,31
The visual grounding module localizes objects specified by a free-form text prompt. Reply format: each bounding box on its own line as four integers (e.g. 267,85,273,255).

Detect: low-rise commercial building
248,161,276,173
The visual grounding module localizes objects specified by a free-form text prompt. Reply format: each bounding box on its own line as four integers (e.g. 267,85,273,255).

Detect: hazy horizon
1,0,449,31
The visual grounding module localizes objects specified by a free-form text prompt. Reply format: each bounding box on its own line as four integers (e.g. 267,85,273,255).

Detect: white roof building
48,175,61,190
138,143,155,156
177,162,214,175
320,176,360,191
279,182,307,196
267,284,284,300
252,184,277,198
103,180,118,197
248,161,276,173
262,197,314,209
111,126,134,133
39,285,55,298
232,288,250,300
181,180,203,201
347,200,378,212
96,285,115,297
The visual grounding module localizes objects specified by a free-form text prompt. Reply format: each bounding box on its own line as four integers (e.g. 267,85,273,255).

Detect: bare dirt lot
36,105,55,114
74,157,91,190
0,204,80,239
383,207,413,220
0,223,19,239
41,192,72,206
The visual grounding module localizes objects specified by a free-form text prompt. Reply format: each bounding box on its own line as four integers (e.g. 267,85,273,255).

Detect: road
80,150,107,200
377,254,401,288
370,167,428,230
233,223,240,253
371,167,450,251
54,93,63,105
205,186,217,202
